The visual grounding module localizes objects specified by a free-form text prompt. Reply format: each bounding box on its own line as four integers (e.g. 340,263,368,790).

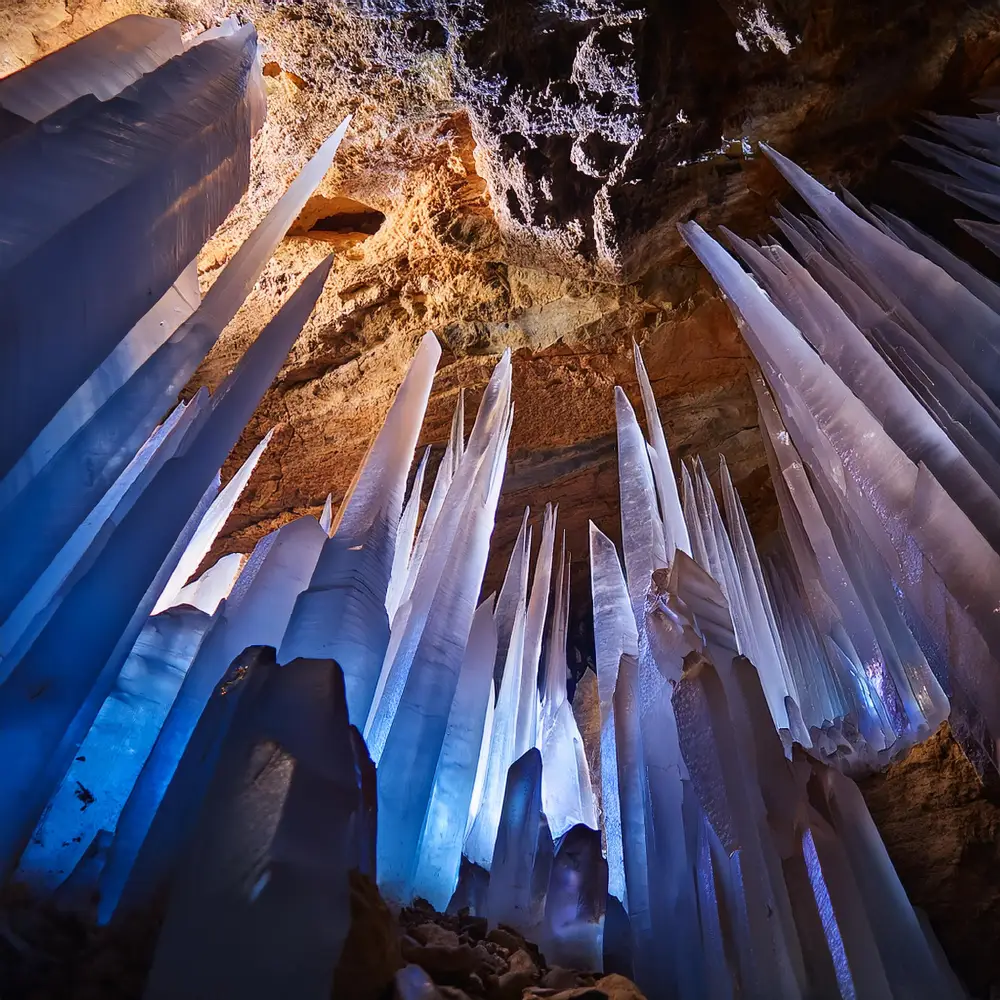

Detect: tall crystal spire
375,358,512,900
0,116,351,631
280,332,441,725
538,538,598,838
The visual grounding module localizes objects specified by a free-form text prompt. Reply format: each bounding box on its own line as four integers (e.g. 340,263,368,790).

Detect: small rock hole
291,195,387,247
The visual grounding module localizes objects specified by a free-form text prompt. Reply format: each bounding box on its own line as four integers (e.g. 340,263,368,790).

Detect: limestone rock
593,974,647,1000
861,723,1000,996
524,973,646,1000
492,947,539,1000
402,923,483,982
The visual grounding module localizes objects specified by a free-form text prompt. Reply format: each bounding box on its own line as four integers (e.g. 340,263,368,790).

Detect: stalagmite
492,508,531,691
168,552,246,615
152,430,273,614
672,651,803,998
98,514,327,919
571,668,602,820
395,392,467,618
410,598,498,910
144,657,368,1000
0,116,350,630
612,650,654,987
587,523,636,905
465,540,530,869
0,397,204,673
615,387,666,607
538,540,598,838
515,504,556,759
633,342,690,560
386,447,430,622
364,353,511,761
541,824,607,971
486,748,553,937
17,605,216,890
375,362,511,900
0,261,200,510
280,333,441,725
100,647,274,922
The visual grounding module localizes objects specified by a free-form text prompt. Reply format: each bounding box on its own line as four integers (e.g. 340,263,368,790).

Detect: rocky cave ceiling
5,0,1000,643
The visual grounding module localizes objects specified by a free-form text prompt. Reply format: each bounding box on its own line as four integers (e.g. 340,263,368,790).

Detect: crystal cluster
0,15,991,1000
0,10,356,951
680,117,1000,778
584,331,968,997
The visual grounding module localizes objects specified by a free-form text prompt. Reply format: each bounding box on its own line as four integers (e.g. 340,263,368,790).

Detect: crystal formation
0,21,987,999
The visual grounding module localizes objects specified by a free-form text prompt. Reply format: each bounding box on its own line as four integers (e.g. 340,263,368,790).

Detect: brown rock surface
860,723,1000,997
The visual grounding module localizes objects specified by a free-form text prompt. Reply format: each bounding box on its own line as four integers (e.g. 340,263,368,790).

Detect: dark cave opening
309,209,386,237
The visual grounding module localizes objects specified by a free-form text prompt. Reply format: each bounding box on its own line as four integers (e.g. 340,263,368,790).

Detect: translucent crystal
0,396,204,673
541,824,607,971
632,342,690,560
447,856,490,916
613,650,654,985
152,429,273,614
492,508,531,692
486,748,553,937
281,333,441,726
516,504,556,759
99,514,327,919
760,142,1000,411
681,219,1000,752
410,598,498,910
726,227,1000,554
0,261,200,510
0,26,263,478
100,646,272,921
0,15,185,121
16,605,215,891
672,652,804,998
365,353,510,759
465,547,529,869
386,447,430,623
144,658,365,1000
168,551,246,615
587,523,636,905
571,667,602,820
812,761,966,998
0,258,331,878
0,116,348,629
538,540,598,839
615,387,667,607
395,393,466,617
375,363,512,899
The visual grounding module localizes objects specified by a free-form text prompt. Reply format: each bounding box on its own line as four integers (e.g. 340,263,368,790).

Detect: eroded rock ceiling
4,0,1000,642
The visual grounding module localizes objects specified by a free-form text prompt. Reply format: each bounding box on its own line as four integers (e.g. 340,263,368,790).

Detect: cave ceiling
4,0,1000,647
